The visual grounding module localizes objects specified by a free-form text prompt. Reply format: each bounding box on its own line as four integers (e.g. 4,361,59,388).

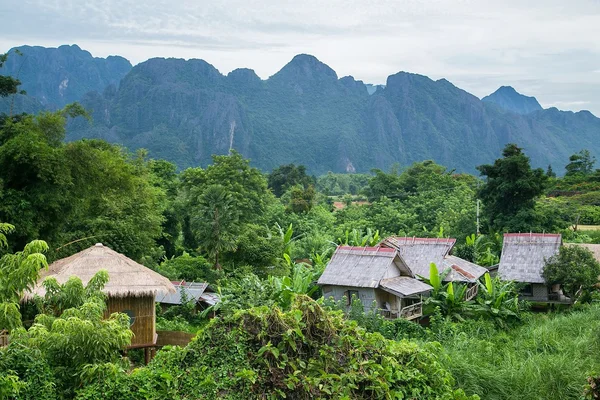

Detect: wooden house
26,243,176,351
498,233,570,303
380,237,487,300
318,246,433,320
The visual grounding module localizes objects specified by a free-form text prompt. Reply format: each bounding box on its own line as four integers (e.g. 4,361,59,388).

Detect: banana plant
473,273,522,328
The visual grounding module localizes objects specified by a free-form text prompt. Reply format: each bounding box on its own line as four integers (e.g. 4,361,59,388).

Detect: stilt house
318,246,432,320
26,243,176,349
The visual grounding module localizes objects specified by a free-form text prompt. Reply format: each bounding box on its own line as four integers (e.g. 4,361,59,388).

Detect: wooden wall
322,285,376,312
105,295,155,347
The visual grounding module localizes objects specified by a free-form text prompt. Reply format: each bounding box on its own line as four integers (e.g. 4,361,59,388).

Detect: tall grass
440,305,600,399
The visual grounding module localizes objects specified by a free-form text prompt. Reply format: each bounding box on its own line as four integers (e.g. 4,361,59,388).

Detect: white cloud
1,0,600,115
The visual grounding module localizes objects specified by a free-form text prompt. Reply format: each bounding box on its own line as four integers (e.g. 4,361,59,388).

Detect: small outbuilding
26,243,176,351
318,246,432,320
157,281,220,312
380,237,487,300
498,233,570,303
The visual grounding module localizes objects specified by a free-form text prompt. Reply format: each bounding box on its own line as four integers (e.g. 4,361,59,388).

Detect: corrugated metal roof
443,255,488,283
381,237,455,277
379,276,433,296
317,246,411,288
498,233,562,283
156,281,211,305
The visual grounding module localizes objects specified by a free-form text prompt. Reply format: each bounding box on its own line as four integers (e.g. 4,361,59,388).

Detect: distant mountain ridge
0,45,131,113
482,86,543,115
2,45,599,174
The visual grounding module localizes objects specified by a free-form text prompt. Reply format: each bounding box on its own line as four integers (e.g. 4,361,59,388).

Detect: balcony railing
398,302,423,320
465,285,478,301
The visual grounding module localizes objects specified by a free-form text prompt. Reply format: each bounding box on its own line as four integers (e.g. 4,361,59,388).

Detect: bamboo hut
318,246,432,320
498,233,570,303
26,243,176,351
380,237,487,300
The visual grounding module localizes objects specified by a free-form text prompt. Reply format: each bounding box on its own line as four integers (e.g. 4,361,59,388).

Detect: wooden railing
399,302,423,320
0,330,9,347
465,285,478,301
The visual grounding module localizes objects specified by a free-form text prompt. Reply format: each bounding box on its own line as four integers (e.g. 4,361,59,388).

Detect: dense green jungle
2,52,600,400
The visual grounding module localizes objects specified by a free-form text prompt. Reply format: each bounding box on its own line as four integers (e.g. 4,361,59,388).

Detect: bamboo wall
105,295,156,347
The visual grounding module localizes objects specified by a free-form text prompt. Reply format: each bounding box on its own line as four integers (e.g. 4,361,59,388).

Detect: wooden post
144,347,151,365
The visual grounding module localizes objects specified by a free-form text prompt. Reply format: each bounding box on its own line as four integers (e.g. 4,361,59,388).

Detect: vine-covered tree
477,144,547,232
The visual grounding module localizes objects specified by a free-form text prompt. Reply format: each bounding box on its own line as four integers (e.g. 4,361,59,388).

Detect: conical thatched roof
25,243,176,299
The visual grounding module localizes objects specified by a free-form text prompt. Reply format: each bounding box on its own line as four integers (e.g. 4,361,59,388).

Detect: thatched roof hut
26,243,175,299
498,233,562,284
26,243,175,348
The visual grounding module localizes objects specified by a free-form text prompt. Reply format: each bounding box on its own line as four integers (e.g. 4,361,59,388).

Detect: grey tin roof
379,276,433,297
498,233,562,284
317,246,412,288
156,281,215,305
381,237,451,275
443,255,488,283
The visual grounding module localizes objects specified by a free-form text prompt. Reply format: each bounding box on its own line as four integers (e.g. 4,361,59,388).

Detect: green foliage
0,271,132,398
0,110,166,261
0,236,49,330
267,163,315,197
477,144,547,232
156,253,222,283
472,273,523,328
420,263,470,321
566,149,596,177
441,304,600,400
316,172,370,196
453,234,501,266
337,227,380,247
76,296,477,399
543,245,600,302
324,295,428,341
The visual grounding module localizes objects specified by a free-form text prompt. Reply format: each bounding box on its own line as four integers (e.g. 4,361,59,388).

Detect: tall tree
565,149,596,177
193,185,240,269
477,143,547,232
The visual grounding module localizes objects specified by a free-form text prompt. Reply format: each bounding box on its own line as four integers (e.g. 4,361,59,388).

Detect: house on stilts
25,243,176,360
318,246,433,320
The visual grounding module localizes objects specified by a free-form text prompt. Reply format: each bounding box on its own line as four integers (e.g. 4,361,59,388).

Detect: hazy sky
2,0,600,115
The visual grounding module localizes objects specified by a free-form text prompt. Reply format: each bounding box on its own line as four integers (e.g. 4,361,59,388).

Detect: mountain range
1,44,599,174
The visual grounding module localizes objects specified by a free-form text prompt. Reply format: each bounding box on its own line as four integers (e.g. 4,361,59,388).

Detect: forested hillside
2,45,599,174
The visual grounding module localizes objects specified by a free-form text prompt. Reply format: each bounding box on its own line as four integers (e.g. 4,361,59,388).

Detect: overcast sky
2,0,600,115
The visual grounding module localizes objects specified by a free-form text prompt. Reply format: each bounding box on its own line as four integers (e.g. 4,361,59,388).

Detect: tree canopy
477,144,547,232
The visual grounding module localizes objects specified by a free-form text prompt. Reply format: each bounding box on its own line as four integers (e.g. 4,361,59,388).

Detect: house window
345,290,359,305
521,284,533,297
123,309,136,326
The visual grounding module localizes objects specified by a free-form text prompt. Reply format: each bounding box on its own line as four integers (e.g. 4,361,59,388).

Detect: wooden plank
0,330,8,347
156,330,195,347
